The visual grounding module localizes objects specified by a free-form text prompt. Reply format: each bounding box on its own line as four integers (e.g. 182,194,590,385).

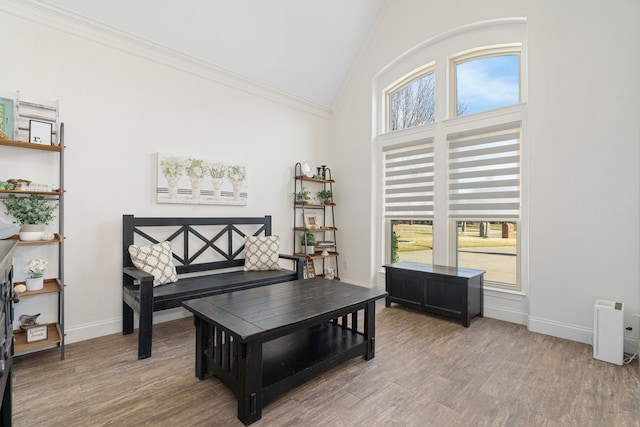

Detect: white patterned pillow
128,241,178,286
244,235,281,271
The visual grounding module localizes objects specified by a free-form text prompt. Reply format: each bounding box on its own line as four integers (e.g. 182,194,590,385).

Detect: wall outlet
343,260,348,270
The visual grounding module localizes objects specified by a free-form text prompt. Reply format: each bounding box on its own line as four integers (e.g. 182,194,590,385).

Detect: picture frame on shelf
29,120,52,145
304,213,319,229
24,324,48,343
0,97,14,139
303,259,316,279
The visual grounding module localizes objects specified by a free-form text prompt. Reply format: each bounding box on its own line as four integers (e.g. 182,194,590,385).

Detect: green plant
295,188,311,201
0,181,14,190
391,231,399,263
300,232,316,246
317,189,333,200
3,194,57,225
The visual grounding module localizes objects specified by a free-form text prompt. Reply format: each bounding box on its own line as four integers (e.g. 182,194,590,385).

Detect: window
387,69,435,131
456,221,517,287
383,139,434,219
447,121,521,220
452,48,520,117
378,22,525,292
384,139,435,265
391,220,433,264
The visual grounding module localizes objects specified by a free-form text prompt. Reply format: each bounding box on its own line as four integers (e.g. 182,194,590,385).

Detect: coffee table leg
194,316,209,380
364,300,376,360
237,341,263,425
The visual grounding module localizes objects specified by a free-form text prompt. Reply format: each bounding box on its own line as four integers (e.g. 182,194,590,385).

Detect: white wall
333,0,640,347
1,0,639,352
0,6,332,342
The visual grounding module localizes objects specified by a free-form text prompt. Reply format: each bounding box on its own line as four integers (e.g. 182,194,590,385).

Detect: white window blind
448,121,521,219
383,138,434,219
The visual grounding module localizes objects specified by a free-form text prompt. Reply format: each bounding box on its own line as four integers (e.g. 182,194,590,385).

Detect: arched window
452,46,521,117
387,67,435,131
377,20,526,291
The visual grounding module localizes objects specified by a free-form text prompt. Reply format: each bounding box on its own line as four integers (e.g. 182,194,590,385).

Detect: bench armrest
123,266,154,284
279,253,305,280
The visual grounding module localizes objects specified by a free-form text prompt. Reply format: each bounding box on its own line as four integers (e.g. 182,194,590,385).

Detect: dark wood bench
122,215,304,359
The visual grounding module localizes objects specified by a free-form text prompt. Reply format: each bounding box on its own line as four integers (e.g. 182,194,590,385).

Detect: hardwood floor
11,301,640,426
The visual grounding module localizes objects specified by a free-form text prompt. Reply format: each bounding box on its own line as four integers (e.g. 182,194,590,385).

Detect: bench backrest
123,215,273,274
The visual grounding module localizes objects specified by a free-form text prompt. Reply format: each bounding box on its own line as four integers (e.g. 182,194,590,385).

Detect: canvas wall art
157,153,248,205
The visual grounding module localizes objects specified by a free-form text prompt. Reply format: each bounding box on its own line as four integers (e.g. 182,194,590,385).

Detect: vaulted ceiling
44,0,386,110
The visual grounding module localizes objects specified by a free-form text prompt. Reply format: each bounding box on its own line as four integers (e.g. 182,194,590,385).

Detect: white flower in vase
186,159,207,199
208,163,228,200
24,258,48,291
228,165,247,200
160,157,185,198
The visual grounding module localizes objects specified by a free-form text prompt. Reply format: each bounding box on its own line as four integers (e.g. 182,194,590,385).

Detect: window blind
448,121,521,219
383,138,434,219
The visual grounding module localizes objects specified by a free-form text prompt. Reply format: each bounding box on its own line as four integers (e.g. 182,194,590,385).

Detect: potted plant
295,188,311,204
24,258,48,291
2,194,57,241
317,189,333,204
300,232,316,255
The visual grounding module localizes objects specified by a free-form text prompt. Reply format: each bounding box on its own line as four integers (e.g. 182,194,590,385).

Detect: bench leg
123,302,134,335
138,304,153,360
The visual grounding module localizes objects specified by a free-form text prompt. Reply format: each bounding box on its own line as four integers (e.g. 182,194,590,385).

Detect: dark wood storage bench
183,278,387,425
383,261,484,327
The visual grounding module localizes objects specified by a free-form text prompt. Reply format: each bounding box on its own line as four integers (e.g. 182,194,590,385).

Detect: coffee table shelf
262,322,366,402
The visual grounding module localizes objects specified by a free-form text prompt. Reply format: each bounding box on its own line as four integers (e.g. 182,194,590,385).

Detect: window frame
449,44,522,119
375,19,528,295
451,219,520,291
385,64,436,133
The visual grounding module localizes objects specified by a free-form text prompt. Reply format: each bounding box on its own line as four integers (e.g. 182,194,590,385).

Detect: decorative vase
25,277,44,291
211,178,223,199
167,178,178,199
19,224,45,241
231,181,241,200
189,177,203,199
304,245,315,255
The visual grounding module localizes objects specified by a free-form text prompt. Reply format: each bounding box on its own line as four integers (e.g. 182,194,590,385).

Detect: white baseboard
484,304,528,325
65,318,121,344
65,308,190,344
528,316,593,345
529,316,639,355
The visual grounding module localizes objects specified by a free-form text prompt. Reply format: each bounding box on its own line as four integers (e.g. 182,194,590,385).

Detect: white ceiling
44,0,385,109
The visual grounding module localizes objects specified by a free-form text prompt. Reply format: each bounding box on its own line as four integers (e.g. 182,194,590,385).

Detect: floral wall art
157,153,248,205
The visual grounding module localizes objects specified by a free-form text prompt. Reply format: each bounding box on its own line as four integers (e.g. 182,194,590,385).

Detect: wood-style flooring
11,301,640,426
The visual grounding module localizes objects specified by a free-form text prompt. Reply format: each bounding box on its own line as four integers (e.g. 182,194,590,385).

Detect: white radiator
593,299,624,365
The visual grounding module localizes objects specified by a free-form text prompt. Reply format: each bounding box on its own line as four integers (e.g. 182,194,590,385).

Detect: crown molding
0,0,333,119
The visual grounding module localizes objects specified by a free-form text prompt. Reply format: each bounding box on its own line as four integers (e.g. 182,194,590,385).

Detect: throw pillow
244,235,281,271
128,241,178,286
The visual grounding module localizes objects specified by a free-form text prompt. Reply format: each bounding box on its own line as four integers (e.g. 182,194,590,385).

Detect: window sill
484,286,526,301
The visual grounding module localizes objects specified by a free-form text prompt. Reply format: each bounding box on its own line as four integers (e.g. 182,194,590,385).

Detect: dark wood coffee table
182,278,387,425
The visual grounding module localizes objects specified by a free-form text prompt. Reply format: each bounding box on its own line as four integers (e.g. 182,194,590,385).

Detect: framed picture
29,120,52,145
25,324,48,342
157,152,248,206
304,213,319,229
303,259,316,279
0,97,14,139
